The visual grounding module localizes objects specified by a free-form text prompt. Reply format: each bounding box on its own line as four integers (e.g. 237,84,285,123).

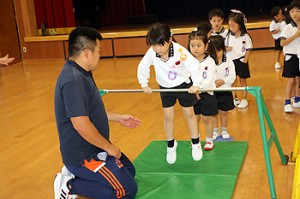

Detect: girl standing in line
209,35,236,140
188,31,218,150
225,10,253,109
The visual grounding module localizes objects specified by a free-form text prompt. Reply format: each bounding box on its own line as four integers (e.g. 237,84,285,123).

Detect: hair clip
231,9,242,14
231,9,247,24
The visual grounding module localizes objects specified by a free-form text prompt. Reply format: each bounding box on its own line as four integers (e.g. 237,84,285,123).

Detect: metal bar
103,87,247,93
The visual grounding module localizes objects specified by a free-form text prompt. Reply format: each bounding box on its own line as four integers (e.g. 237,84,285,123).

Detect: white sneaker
54,173,76,199
221,131,230,139
62,166,75,178
234,98,240,106
166,140,177,164
191,142,203,161
61,166,77,198
212,132,220,140
292,101,300,108
237,99,248,109
274,62,281,69
284,104,293,113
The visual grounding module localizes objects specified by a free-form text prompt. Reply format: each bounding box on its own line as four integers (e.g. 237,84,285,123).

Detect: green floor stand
134,141,248,199
246,86,288,199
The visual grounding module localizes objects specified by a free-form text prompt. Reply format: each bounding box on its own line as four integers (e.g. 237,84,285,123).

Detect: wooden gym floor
0,49,298,198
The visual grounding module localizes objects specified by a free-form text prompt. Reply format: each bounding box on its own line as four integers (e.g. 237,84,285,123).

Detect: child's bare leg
182,106,203,161
202,115,213,139
212,114,219,140
285,78,295,100
212,114,218,130
240,78,248,99
219,110,228,128
163,106,177,164
220,110,230,138
163,106,175,140
295,77,300,97
292,77,300,108
202,115,215,150
232,78,238,99
182,106,199,139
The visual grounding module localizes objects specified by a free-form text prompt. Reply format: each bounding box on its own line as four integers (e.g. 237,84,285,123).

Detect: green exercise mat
133,141,248,199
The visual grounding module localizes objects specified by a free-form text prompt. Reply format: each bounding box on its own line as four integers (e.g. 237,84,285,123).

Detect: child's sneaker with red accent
203,142,214,151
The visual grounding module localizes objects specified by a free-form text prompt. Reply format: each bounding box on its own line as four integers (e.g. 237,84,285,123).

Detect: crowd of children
137,0,300,164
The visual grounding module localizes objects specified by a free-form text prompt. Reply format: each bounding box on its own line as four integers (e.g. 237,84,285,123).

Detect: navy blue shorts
283,54,300,78
233,59,251,79
215,91,235,111
274,38,283,50
159,81,197,108
194,92,218,116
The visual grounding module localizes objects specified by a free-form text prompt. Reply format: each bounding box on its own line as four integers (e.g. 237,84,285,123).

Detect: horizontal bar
103,87,247,93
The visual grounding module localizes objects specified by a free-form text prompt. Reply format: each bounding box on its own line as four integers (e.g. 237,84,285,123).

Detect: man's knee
125,179,138,199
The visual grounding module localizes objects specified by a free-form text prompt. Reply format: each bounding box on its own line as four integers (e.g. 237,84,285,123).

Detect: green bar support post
247,86,288,199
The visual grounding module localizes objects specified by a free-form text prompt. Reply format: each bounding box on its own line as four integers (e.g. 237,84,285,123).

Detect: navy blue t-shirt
54,59,109,165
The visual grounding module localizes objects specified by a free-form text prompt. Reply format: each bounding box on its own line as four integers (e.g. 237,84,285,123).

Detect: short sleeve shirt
280,21,300,55
225,33,253,60
54,59,109,165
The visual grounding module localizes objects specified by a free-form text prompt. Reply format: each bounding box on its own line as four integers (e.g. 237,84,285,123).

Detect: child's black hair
289,0,300,11
227,12,248,35
188,31,218,64
270,7,282,18
146,23,171,46
208,9,225,20
196,21,212,36
207,35,225,65
283,5,292,24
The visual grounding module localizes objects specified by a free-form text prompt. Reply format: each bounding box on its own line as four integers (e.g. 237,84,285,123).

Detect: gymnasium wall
15,0,275,60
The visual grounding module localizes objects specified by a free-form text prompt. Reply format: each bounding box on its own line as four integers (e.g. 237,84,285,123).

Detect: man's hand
106,143,122,159
119,115,141,128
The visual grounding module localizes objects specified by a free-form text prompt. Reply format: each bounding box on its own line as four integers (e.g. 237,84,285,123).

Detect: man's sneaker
62,166,75,178
61,166,77,199
292,101,300,108
221,131,230,139
274,62,281,69
203,142,214,151
212,132,220,140
284,104,293,113
234,98,240,106
54,173,76,199
166,140,177,164
191,142,203,161
237,99,248,109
